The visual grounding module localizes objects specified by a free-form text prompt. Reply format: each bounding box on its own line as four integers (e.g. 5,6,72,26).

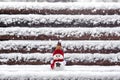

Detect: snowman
51,42,66,70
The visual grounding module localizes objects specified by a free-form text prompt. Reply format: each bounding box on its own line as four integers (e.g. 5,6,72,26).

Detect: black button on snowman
50,41,66,70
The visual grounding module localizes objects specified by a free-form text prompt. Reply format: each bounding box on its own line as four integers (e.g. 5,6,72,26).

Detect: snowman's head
53,54,64,60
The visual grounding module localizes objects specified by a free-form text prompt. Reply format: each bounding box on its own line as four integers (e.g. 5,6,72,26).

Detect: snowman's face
53,54,63,60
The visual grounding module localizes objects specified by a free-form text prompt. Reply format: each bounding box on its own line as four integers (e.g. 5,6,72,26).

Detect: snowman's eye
56,55,60,57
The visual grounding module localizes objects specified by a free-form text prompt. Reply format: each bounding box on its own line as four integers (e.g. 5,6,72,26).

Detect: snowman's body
51,51,66,70
51,60,66,70
54,61,65,70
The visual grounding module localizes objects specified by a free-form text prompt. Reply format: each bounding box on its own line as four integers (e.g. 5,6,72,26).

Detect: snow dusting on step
0,27,120,37
0,40,120,51
0,2,120,10
0,65,120,80
0,53,120,64
0,15,120,27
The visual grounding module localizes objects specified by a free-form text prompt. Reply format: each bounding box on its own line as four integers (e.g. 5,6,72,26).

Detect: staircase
0,2,120,66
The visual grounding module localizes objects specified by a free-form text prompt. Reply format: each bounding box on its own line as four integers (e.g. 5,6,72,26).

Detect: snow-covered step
0,53,120,65
0,27,120,40
0,2,120,15
0,65,120,80
0,15,120,27
0,40,120,53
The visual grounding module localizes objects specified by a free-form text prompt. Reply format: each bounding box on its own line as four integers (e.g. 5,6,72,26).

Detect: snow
1,65,120,72
0,2,120,10
0,2,119,79
0,27,120,37
0,53,120,64
0,15,120,27
0,65,120,80
0,40,120,52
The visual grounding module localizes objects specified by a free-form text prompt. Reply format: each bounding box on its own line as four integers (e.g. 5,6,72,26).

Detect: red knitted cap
53,49,64,57
53,41,64,57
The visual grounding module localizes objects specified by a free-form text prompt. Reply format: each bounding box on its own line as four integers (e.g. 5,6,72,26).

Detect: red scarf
51,59,64,69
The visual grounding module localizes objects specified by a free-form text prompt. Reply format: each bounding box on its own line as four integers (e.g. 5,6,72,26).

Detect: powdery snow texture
0,27,120,40
0,2,120,15
0,65,120,80
0,40,119,53
0,15,120,27
0,2,120,10
0,53,120,65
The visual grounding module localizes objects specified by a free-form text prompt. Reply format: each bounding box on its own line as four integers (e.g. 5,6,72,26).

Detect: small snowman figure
51,41,66,70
